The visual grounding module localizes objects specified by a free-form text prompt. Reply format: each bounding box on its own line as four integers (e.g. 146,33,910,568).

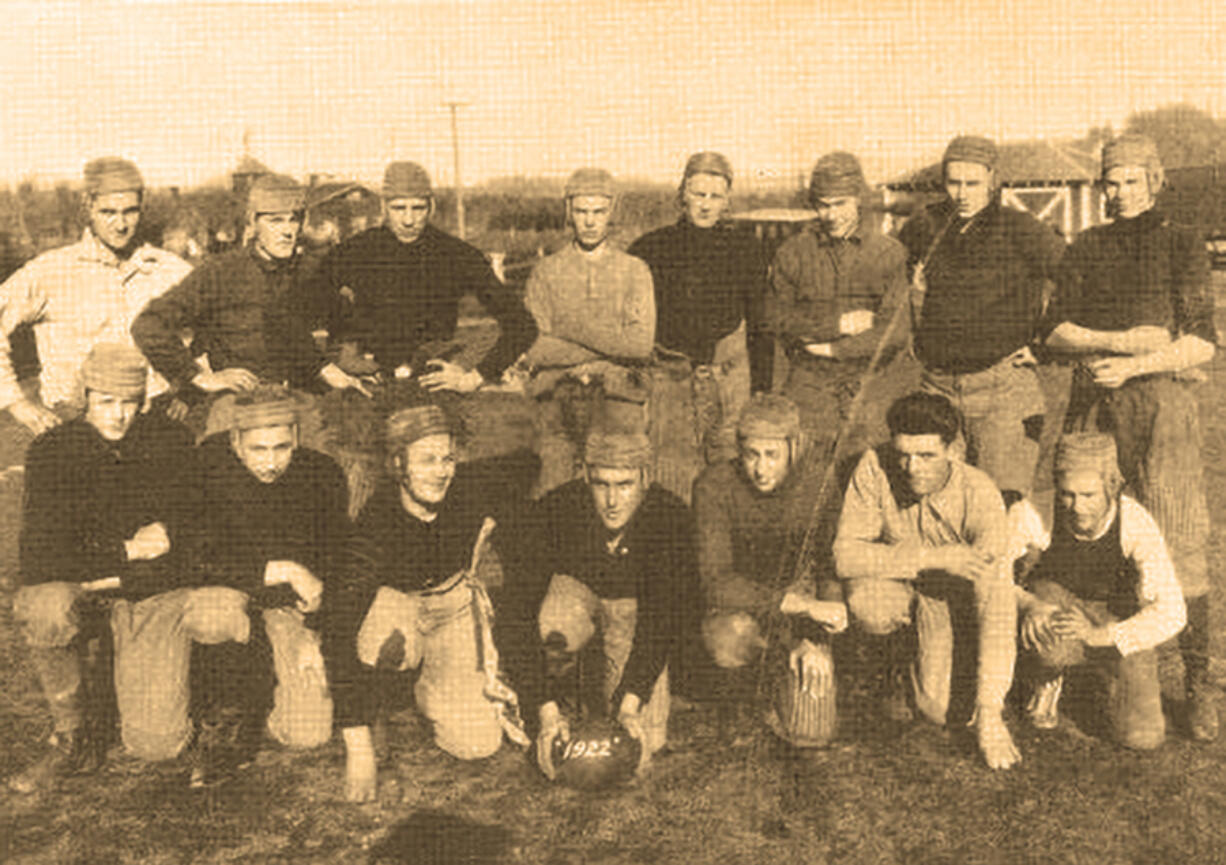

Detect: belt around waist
787,350,867,375
654,351,737,380
923,355,1021,379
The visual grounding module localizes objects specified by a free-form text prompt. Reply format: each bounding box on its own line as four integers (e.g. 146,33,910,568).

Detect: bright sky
1,0,1224,190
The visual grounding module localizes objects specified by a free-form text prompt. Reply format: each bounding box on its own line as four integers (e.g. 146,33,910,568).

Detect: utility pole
443,100,470,239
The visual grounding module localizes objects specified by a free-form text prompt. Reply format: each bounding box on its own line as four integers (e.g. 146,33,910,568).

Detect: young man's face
232,424,297,484
891,433,954,497
739,436,791,494
396,433,457,509
1103,165,1155,220
1057,469,1113,538
569,195,613,249
814,195,860,239
587,465,647,532
682,173,730,229
944,161,993,219
384,197,431,244
88,191,142,253
85,390,141,442
252,211,302,260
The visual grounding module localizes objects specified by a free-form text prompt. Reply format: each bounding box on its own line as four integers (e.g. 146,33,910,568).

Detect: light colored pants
1027,580,1164,750
356,582,506,760
538,573,669,756
921,360,1046,497
843,573,1016,726
13,583,332,761
649,323,751,503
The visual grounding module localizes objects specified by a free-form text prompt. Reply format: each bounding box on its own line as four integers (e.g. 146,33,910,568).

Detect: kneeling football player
832,392,1019,770
693,395,848,749
1018,433,1184,749
531,428,700,780
324,404,534,801
10,345,198,792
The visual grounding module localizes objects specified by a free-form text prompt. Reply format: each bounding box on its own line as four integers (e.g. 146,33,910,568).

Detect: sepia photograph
1,0,1225,862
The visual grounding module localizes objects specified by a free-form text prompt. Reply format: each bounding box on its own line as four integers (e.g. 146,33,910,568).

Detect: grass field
2,287,1226,865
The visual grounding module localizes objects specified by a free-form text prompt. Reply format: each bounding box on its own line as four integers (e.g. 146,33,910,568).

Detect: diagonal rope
744,261,918,761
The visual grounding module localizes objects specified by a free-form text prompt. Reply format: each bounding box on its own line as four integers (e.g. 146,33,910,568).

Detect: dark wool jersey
1045,207,1217,345
628,219,773,391
336,452,538,616
692,458,815,615
192,435,349,606
526,479,700,703
132,244,327,400
900,199,1063,373
315,224,538,381
21,414,196,598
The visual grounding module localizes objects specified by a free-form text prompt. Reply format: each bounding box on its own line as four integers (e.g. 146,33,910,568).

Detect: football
550,717,642,790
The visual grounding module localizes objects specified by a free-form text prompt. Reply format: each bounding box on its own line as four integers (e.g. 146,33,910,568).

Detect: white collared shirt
0,230,192,409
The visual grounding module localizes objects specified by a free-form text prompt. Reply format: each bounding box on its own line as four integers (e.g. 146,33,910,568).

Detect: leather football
551,718,641,790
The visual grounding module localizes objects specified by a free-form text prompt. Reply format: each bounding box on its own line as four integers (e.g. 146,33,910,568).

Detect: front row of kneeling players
8,344,1189,796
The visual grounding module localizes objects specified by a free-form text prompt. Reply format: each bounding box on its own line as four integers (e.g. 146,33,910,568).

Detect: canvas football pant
328,579,514,761
1026,579,1165,750
13,583,332,761
841,571,1017,727
649,323,752,503
921,359,1046,498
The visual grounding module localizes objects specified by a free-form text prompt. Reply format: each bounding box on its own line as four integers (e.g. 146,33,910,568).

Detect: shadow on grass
368,809,513,864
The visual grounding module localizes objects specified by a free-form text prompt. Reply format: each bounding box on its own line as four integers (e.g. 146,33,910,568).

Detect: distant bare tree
1125,104,1226,169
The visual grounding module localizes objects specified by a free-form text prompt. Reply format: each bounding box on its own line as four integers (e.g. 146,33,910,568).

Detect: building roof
306,181,378,209
888,140,1099,189
730,208,816,223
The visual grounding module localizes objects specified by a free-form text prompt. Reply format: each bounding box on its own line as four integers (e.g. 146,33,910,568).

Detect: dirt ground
3,289,1226,864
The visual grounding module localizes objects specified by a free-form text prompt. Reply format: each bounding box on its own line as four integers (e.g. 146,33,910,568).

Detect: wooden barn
883,140,1106,240
304,180,382,244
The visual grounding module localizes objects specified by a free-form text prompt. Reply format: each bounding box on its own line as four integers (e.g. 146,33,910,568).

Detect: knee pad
182,587,251,645
538,576,598,650
846,582,910,636
13,582,85,648
702,612,765,670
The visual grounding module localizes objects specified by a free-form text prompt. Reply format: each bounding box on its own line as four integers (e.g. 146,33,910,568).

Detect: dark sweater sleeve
466,252,539,382
741,237,775,392
833,238,910,363
302,456,351,579
131,265,210,392
617,499,700,705
1012,213,1064,341
1170,226,1218,344
20,434,124,585
119,420,199,598
325,491,388,632
315,242,367,349
1042,238,1091,340
897,211,932,277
